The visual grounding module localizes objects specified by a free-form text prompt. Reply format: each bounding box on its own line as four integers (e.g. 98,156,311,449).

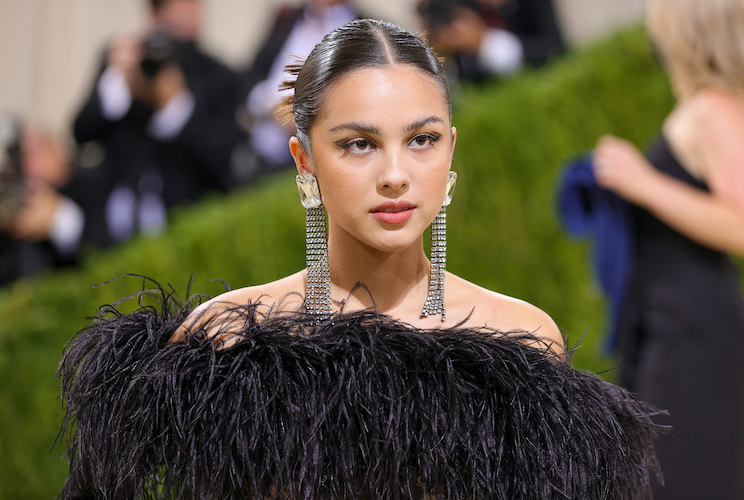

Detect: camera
0,115,25,230
140,30,183,79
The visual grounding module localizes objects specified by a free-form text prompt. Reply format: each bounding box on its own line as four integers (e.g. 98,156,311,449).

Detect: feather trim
57,280,664,499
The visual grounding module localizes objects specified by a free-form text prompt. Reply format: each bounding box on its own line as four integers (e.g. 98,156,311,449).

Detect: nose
377,148,410,193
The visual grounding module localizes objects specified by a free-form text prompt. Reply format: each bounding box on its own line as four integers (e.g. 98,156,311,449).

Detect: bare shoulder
688,90,744,193
695,88,744,113
688,89,744,134
446,274,565,355
212,271,305,312
170,271,306,343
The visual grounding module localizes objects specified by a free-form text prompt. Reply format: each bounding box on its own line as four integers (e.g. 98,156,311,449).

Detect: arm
8,183,84,258
593,96,744,255
427,7,524,76
477,27,524,75
72,60,121,143
152,55,246,193
159,93,245,193
73,36,145,143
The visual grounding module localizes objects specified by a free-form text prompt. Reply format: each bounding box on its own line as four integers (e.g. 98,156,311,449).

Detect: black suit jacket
455,0,566,81
495,0,565,67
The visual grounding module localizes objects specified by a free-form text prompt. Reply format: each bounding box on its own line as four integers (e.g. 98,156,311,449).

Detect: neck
326,232,430,315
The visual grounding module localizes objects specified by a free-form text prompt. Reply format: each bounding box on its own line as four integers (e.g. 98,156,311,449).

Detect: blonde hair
647,0,744,97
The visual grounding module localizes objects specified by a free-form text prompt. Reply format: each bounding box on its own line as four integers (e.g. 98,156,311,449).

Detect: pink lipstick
371,201,415,224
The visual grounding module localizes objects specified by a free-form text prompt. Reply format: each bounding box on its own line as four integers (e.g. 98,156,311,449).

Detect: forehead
315,65,449,129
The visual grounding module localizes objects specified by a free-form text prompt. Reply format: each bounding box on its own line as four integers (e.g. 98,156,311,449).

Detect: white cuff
251,118,292,166
248,79,282,117
97,67,133,120
49,196,85,257
478,28,524,76
148,90,195,140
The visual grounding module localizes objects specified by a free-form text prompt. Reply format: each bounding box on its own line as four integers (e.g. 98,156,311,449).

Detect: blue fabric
557,156,634,352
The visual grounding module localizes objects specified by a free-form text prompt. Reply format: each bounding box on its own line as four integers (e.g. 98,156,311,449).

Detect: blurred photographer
418,0,566,82
241,0,362,170
0,117,84,285
72,0,246,247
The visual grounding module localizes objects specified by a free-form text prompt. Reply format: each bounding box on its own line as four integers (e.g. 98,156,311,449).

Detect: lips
371,201,415,224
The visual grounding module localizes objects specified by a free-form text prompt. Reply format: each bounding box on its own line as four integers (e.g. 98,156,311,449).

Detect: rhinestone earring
421,171,457,322
296,173,332,322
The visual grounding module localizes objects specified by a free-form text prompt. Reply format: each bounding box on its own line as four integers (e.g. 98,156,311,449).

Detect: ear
449,126,457,161
289,136,312,175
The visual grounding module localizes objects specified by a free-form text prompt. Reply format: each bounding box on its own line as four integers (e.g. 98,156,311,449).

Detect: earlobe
289,136,311,175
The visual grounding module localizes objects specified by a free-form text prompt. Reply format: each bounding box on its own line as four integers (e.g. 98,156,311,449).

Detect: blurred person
592,0,744,496
418,0,566,82
0,117,84,284
241,0,362,169
73,0,246,248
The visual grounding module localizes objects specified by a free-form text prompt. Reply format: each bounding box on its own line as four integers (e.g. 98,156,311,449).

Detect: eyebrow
328,116,446,135
403,115,445,133
329,122,381,135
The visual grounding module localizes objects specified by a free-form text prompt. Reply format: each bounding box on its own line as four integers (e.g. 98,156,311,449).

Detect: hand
593,135,660,205
20,125,71,188
107,33,147,98
9,181,61,241
428,7,486,54
148,64,187,110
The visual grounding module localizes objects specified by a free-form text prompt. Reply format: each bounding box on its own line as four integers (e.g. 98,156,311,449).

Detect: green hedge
0,27,674,498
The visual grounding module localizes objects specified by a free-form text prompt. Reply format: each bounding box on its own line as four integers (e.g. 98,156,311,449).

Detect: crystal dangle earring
296,173,332,322
421,171,457,322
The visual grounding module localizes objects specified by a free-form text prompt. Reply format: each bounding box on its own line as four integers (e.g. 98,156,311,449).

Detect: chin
331,218,428,254
365,230,424,254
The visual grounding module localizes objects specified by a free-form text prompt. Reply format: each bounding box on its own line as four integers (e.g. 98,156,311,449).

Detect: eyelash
339,133,442,154
410,133,441,148
340,138,375,153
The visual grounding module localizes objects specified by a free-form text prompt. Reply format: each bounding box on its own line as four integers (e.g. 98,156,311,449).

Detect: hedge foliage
0,27,675,498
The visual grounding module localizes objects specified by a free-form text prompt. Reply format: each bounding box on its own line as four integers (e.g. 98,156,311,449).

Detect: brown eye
342,138,375,153
409,133,440,149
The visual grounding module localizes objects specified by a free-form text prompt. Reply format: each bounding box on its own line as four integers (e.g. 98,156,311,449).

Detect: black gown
57,282,664,499
618,136,744,498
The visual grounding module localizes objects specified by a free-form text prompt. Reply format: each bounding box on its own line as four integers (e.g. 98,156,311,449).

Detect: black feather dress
57,281,664,499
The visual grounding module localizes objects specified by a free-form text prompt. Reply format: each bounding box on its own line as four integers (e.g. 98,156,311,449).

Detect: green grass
0,26,675,498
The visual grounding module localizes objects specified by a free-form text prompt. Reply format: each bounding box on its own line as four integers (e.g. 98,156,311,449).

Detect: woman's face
291,65,456,253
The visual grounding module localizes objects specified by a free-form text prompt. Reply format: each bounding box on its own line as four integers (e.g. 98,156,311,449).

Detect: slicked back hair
278,19,451,154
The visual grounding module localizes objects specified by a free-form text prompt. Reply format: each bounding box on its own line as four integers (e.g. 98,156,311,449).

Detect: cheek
418,157,451,199
426,178,449,211
314,150,373,187
315,163,365,212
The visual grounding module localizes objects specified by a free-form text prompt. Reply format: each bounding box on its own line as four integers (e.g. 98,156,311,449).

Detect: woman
59,19,661,499
592,0,744,497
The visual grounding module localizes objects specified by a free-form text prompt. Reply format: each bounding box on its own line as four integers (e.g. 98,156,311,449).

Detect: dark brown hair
278,19,451,153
